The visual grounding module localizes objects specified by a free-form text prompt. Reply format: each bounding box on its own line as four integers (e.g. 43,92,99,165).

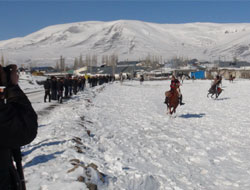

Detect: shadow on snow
24,151,65,168
215,97,230,101
22,140,67,156
179,113,206,118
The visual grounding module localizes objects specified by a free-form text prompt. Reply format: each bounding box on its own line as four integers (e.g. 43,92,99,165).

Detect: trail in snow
22,79,250,190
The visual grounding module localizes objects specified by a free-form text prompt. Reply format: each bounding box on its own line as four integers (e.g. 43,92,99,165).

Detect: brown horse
165,88,179,115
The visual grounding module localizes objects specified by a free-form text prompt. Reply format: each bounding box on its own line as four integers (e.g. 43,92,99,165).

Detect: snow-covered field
20,79,250,190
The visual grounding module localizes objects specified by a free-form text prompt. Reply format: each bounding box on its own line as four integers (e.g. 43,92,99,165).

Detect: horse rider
211,75,222,94
164,75,185,106
140,75,144,84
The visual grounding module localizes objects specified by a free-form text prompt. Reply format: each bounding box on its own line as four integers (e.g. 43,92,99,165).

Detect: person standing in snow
0,65,38,190
57,78,64,104
51,76,57,100
72,77,78,94
64,76,69,98
68,76,73,96
164,75,185,106
44,78,51,102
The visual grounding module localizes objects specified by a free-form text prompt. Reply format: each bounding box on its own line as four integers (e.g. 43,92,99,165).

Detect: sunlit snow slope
1,20,250,65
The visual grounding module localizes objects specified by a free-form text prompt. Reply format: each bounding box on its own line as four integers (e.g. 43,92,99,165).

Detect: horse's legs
217,90,222,98
171,106,176,115
169,107,172,115
167,106,170,114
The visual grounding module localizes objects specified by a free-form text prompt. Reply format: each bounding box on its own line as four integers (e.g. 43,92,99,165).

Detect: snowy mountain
1,20,250,66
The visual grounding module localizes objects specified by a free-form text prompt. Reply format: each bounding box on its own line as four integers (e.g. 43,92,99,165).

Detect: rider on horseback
164,75,185,106
210,75,222,94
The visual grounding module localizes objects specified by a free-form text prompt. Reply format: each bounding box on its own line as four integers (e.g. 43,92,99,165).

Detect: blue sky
0,1,250,40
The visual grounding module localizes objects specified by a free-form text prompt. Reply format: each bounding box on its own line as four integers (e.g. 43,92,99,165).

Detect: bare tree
73,57,79,70
109,54,118,75
59,55,65,71
85,54,91,67
91,54,98,66
105,55,109,66
79,54,84,67
101,55,105,65
55,61,60,71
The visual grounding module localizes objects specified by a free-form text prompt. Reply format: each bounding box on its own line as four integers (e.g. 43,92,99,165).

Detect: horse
140,75,144,85
165,88,179,115
229,75,235,83
207,85,223,99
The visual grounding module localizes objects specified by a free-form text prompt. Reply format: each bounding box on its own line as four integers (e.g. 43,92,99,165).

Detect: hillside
1,20,250,66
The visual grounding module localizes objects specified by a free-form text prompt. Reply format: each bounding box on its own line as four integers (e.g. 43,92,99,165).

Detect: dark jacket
51,79,57,91
170,79,180,90
0,85,38,190
43,80,51,90
57,80,64,92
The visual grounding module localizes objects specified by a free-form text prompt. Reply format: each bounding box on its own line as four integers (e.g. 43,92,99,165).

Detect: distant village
2,55,250,80
25,58,250,81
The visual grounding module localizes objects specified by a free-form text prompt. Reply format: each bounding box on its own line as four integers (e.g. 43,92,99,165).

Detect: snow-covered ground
20,79,250,190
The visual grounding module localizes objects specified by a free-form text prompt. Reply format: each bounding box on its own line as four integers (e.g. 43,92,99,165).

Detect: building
31,66,57,74
74,61,150,79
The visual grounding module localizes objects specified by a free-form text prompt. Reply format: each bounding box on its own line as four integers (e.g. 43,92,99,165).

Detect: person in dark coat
57,78,64,104
64,76,69,98
0,65,38,190
80,77,86,91
68,77,73,96
51,76,57,100
77,78,82,91
43,78,51,102
72,77,78,95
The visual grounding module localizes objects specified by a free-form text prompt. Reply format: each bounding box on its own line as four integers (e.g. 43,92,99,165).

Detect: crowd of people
43,75,115,103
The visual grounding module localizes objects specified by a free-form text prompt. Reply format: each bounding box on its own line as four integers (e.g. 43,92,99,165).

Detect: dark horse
207,86,223,99
165,88,179,115
229,75,235,83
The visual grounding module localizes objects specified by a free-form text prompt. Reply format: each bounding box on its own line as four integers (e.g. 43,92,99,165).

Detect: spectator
0,65,38,190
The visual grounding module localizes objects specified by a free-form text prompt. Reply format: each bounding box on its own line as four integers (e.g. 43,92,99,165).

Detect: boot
164,97,169,106
164,97,168,104
179,95,185,106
